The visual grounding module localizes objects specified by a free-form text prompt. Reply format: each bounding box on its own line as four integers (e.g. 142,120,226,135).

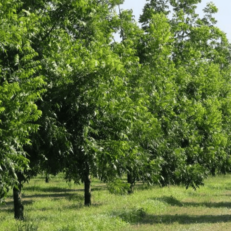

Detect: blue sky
120,0,231,42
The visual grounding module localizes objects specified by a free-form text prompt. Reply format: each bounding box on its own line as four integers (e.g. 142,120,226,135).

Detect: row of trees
1,0,231,220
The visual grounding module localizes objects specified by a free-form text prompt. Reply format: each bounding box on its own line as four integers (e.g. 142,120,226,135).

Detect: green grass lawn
1,174,231,231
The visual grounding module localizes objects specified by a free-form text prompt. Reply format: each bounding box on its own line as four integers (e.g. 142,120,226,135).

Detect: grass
1,174,231,231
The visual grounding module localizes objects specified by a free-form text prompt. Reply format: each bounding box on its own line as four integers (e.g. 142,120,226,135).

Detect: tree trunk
84,165,91,206
45,174,49,183
127,172,135,194
13,184,24,220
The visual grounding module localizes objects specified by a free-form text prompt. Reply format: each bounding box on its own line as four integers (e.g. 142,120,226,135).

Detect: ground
1,174,231,231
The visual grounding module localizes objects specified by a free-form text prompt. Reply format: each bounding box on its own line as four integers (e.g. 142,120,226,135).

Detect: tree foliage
0,0,45,202
139,0,231,188
1,0,231,211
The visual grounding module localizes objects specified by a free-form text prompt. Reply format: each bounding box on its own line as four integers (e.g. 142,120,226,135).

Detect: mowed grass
1,174,231,231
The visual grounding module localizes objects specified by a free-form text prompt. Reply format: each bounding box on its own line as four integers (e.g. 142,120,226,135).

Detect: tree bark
13,184,24,220
127,172,135,194
84,165,91,206
45,174,49,183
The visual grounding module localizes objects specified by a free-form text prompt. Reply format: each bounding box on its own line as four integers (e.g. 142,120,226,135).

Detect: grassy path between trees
1,174,231,231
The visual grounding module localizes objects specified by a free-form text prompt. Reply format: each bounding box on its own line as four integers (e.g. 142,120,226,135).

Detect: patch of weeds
113,207,146,223
57,214,128,231
57,225,76,231
15,213,41,231
31,199,56,211
16,221,39,231
141,199,168,213
187,190,200,197
68,193,83,202
67,180,75,189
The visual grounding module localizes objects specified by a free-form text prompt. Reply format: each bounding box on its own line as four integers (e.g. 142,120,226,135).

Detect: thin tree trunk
45,174,49,183
127,172,135,194
13,183,24,220
84,165,91,206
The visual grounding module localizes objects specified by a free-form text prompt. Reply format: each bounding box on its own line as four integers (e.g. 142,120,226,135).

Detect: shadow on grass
91,185,107,192
155,196,231,208
24,186,83,193
139,214,231,224
0,200,34,214
24,185,106,193
183,201,231,208
62,202,103,210
156,196,183,207
0,193,84,214
23,197,102,212
20,201,103,215
113,208,231,225
1,184,105,214
22,192,82,199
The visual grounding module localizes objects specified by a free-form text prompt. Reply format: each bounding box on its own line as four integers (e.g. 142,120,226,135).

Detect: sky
119,0,231,42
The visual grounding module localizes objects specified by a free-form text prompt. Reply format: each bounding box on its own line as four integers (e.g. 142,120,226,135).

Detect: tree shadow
0,192,84,214
61,202,103,211
156,196,183,207
22,192,81,199
155,196,231,208
24,185,106,193
183,201,231,208
0,200,34,215
1,190,102,211
91,185,107,192
112,207,231,225
0,184,105,215
23,186,83,193
139,214,231,225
